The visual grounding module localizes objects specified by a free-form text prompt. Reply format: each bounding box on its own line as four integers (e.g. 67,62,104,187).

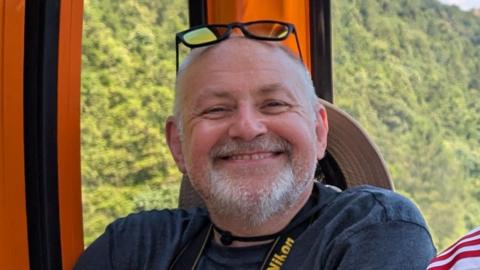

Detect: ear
314,100,329,160
166,116,187,173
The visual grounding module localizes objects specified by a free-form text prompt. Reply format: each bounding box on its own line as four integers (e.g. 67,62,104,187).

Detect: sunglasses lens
183,26,229,46
245,22,290,39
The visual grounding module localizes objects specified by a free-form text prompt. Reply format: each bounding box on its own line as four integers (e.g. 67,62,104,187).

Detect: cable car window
332,0,480,250
81,0,188,246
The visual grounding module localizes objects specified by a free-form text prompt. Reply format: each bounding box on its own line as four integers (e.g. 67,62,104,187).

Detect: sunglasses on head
175,20,303,72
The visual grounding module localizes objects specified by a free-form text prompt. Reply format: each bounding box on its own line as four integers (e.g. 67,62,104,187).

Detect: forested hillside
81,0,188,244
332,0,480,249
81,0,480,249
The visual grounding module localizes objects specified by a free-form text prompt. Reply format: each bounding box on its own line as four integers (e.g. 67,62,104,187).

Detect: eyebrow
195,89,234,101
257,83,297,100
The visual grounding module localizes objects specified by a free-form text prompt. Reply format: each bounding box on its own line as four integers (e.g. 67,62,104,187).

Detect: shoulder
105,207,209,249
313,183,433,245
295,185,436,269
315,183,426,225
75,208,209,270
337,185,425,225
108,207,208,234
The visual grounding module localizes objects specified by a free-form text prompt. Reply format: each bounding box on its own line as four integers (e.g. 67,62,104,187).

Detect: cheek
183,121,228,167
274,119,319,179
270,118,319,162
273,117,317,145
182,121,229,199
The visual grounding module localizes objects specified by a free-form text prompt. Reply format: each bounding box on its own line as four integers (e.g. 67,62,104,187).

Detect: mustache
209,135,292,159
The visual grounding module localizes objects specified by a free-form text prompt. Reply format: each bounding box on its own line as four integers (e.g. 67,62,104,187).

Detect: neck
208,183,313,247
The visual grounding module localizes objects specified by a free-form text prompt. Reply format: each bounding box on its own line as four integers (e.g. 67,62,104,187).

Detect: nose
228,105,267,141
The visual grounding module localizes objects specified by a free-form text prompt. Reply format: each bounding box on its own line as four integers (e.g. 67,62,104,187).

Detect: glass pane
81,0,189,246
332,0,480,250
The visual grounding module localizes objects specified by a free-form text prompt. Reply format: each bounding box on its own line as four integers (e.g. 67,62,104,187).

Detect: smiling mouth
219,151,284,161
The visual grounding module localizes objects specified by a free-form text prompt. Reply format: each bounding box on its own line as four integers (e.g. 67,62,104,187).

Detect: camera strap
169,186,323,270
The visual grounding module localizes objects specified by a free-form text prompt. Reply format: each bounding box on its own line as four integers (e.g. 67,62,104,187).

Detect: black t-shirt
75,183,436,269
198,241,270,269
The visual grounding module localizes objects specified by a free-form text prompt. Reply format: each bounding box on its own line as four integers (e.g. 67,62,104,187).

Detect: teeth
229,153,274,160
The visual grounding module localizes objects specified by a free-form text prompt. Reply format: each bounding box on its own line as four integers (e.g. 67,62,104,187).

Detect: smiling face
167,38,328,225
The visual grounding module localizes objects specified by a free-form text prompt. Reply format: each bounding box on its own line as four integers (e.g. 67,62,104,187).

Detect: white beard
204,135,315,227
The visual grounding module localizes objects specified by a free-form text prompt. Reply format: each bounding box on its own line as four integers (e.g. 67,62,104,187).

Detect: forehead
178,38,306,99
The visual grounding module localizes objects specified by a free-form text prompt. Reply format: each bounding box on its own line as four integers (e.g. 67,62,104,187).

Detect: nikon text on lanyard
168,216,313,270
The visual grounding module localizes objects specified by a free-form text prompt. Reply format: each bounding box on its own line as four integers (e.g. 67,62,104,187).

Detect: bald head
174,38,318,130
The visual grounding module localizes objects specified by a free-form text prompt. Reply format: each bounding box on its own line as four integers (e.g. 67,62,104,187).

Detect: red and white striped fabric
427,227,480,270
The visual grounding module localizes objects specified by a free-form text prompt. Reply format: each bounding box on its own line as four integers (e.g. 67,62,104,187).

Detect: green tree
81,0,189,245
333,0,480,250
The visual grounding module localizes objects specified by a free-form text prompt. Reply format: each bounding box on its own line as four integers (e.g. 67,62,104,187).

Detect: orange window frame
0,0,30,269
0,0,331,268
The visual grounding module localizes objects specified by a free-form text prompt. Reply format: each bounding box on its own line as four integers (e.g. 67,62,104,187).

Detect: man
76,21,436,269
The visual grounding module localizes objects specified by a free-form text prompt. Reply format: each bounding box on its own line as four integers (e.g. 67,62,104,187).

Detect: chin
205,164,309,226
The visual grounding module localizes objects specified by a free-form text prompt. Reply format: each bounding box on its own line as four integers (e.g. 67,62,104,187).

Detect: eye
201,106,232,119
205,107,226,113
261,100,290,114
265,100,285,107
